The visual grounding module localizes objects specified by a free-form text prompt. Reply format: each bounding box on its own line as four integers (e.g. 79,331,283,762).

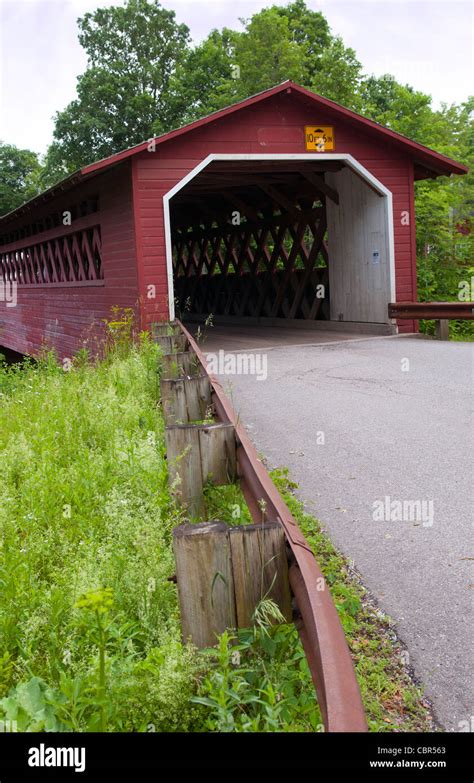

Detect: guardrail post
165,423,236,517
161,351,201,378
229,523,292,627
173,521,291,647
151,321,182,338
198,422,236,485
173,522,236,648
435,319,450,340
153,333,188,353
160,375,212,425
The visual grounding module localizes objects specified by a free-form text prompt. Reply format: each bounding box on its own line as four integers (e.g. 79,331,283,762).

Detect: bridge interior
171,159,337,324
169,158,394,337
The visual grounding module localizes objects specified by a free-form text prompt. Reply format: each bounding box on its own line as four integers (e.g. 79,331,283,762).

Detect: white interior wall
326,167,392,324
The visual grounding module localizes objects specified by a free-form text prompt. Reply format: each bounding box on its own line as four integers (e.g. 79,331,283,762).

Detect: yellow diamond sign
305,126,335,152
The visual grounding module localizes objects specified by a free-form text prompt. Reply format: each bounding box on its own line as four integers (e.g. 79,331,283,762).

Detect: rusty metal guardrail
389,301,474,320
176,319,367,732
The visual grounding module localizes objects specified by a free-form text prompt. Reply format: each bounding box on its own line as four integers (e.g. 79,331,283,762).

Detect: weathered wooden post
165,422,236,517
160,374,212,424
151,321,182,338
161,351,201,379
435,319,450,340
173,521,292,647
198,422,236,485
229,523,292,628
165,425,204,516
154,333,188,354
173,522,236,648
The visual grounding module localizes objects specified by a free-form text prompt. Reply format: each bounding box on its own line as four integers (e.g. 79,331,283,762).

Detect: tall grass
0,331,321,732
0,335,204,731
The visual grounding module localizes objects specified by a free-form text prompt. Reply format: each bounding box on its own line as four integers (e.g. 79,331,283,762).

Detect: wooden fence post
198,423,236,485
160,375,212,424
164,423,236,517
229,523,292,627
173,522,236,648
165,425,204,516
161,351,201,379
154,333,188,353
151,322,182,338
172,521,292,647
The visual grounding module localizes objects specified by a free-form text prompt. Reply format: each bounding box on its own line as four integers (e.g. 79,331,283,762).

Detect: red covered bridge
0,81,467,359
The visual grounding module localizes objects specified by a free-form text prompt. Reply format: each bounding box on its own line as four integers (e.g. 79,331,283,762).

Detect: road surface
201,327,473,731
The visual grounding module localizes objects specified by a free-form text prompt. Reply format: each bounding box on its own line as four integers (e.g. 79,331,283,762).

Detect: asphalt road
205,331,473,731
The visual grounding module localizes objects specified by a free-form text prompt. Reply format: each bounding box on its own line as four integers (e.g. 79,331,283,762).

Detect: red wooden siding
4,82,459,355
0,163,139,358
132,92,417,333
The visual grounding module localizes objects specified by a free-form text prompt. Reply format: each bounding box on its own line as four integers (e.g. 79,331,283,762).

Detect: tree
169,1,361,124
310,36,362,109
166,28,239,124
232,8,306,96
42,0,190,185
170,7,308,121
359,74,436,142
274,0,331,77
414,98,473,320
0,142,42,217
273,1,362,106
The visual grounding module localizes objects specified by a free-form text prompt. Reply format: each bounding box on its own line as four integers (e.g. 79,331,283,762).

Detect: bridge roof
0,80,468,226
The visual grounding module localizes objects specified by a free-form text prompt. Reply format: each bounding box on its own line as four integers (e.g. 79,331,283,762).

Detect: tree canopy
0,142,42,216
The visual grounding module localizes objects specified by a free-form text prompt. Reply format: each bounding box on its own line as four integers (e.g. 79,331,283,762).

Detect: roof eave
1,80,468,227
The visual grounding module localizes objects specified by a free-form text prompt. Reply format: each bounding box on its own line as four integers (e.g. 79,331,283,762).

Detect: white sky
0,0,473,156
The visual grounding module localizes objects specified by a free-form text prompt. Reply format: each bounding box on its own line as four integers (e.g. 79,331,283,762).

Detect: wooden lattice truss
171,161,342,320
0,225,103,285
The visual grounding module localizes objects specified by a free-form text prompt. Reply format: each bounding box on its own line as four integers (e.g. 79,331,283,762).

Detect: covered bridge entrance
167,154,394,329
0,81,467,359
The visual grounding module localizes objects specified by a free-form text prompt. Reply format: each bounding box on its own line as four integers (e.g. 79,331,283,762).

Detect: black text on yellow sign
305,126,335,151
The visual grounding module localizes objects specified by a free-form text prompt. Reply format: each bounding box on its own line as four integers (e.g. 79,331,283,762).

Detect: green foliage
0,335,320,734
169,1,362,122
194,621,321,732
203,482,253,526
0,336,206,731
310,36,363,110
274,0,331,80
167,28,242,124
0,677,64,732
232,8,306,96
102,305,138,357
41,0,190,183
0,141,42,216
413,97,474,338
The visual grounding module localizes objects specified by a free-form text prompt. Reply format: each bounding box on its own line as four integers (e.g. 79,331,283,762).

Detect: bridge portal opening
165,155,395,332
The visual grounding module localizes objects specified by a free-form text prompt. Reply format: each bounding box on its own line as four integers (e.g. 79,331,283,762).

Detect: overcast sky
0,0,472,156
